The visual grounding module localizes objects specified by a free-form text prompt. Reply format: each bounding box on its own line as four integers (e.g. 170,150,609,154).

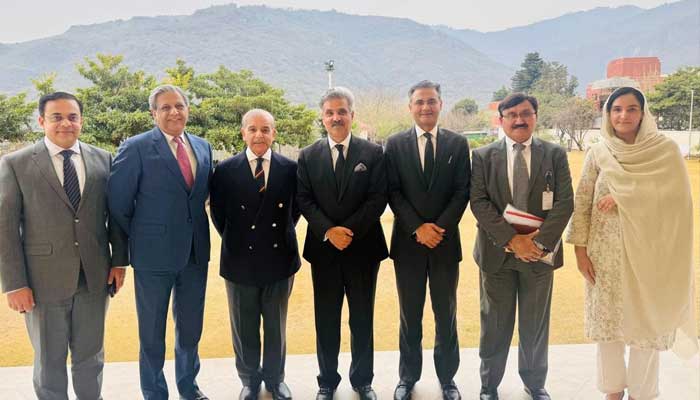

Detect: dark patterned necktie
60,150,81,211
423,132,434,183
334,144,345,192
512,143,529,211
255,157,266,195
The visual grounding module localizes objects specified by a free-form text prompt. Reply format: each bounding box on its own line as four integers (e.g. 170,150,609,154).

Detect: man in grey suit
0,92,128,400
470,93,573,400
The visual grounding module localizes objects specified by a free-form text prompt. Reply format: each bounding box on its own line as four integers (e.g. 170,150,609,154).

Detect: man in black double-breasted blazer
210,109,300,400
384,81,470,400
297,87,388,400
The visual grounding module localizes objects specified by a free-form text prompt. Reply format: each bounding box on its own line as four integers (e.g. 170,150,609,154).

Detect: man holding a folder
470,93,573,400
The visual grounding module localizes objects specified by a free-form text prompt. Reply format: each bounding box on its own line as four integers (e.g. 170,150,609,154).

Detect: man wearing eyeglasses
470,93,573,400
384,80,470,400
108,85,213,400
0,92,128,399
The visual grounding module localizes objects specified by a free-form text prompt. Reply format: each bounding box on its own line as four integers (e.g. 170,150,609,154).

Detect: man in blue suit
108,84,213,400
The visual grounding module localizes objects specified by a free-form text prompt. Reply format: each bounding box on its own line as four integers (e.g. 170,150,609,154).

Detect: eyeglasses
46,114,81,123
502,111,536,120
412,98,440,107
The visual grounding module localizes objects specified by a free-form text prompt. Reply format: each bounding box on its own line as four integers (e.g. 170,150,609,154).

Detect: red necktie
174,136,194,189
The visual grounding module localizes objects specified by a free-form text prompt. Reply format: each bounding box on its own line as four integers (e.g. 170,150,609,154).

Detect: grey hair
319,86,355,112
148,84,189,111
241,108,276,129
408,80,442,99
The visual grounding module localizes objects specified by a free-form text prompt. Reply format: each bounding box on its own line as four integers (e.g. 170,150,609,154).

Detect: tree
32,73,57,97
492,86,509,101
553,97,599,150
648,66,700,130
75,54,155,149
187,66,317,151
531,62,578,97
0,92,36,142
452,97,478,116
345,91,411,142
511,52,545,93
164,59,195,89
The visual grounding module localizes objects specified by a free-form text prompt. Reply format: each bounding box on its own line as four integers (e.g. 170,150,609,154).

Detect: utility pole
324,60,335,89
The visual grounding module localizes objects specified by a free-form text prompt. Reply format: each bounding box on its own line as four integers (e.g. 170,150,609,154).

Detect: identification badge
542,190,553,210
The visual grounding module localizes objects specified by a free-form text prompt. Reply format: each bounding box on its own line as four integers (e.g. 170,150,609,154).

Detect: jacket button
188,218,192,223
241,205,246,210
251,225,255,230
74,218,79,223
74,242,79,247
273,243,278,248
248,245,253,250
272,223,277,227
278,203,283,208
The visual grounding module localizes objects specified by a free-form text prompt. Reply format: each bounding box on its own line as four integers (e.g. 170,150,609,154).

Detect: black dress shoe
479,387,499,400
393,380,415,400
353,385,378,400
316,386,335,400
239,385,260,400
441,381,461,400
266,382,292,400
524,387,551,400
182,389,209,400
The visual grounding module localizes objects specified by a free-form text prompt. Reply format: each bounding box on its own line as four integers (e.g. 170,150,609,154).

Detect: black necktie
60,150,81,211
255,157,266,195
423,132,434,184
334,144,345,192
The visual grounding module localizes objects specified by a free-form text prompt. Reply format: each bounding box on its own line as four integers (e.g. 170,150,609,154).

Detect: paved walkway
1,344,697,399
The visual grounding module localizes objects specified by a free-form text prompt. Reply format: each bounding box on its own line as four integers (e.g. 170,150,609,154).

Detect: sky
1,0,674,44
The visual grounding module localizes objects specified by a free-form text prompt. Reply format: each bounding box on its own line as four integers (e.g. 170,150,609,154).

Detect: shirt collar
415,125,438,138
44,136,81,156
328,133,351,150
246,147,272,162
161,130,187,145
505,134,533,150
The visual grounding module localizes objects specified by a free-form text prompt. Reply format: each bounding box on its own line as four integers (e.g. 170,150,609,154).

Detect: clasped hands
326,226,354,250
415,223,445,249
507,230,544,263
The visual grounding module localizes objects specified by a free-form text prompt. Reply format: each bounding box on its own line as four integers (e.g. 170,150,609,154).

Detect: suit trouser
225,277,294,387
597,341,660,400
479,263,553,390
25,270,108,400
310,259,379,389
134,261,208,400
394,257,460,384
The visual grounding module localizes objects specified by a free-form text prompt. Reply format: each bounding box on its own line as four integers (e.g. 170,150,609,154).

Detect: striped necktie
60,150,81,211
255,157,266,195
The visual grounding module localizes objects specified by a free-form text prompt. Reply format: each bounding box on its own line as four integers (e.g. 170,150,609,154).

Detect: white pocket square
354,163,367,172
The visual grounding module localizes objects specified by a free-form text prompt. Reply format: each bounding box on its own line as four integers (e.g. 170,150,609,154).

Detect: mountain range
0,0,696,105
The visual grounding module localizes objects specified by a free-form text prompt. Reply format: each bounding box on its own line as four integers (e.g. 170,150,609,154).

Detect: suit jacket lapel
151,128,189,193
495,138,513,205
77,143,97,212
528,138,544,197
31,141,74,211
338,135,358,201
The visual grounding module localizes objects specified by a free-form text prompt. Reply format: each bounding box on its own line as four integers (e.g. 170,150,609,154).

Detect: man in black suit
470,93,573,400
210,109,300,400
384,80,470,400
297,87,388,400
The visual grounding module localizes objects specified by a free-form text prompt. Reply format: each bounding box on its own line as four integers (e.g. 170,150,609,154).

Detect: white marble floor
0,344,697,399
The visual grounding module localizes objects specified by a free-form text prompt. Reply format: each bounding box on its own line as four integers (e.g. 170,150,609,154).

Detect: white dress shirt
44,136,85,193
161,131,197,177
504,135,533,195
246,147,272,186
415,125,438,170
328,134,351,169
